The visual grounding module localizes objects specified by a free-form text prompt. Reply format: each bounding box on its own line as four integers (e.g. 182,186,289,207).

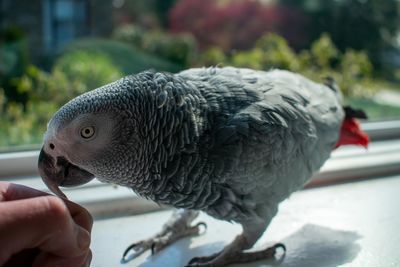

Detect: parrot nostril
49,143,55,150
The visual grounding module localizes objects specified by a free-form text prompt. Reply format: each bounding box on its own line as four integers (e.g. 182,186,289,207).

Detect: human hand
0,182,93,267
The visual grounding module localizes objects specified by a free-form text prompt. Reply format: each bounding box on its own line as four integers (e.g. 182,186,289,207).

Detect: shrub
53,51,123,98
308,33,340,70
63,38,182,74
200,33,374,97
200,47,227,67
340,49,374,96
255,33,300,70
0,50,125,148
112,24,146,48
0,99,58,147
231,49,264,70
0,26,30,105
0,37,189,148
113,24,197,67
230,34,299,70
169,0,307,51
142,30,197,67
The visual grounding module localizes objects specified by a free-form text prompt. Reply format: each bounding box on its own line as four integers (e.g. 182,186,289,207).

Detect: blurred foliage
6,52,123,109
169,0,308,51
0,26,30,105
346,97,400,120
53,51,123,97
169,0,400,79
113,24,197,67
0,51,125,147
112,0,178,28
63,38,182,74
142,31,196,67
112,24,146,48
0,92,58,147
154,0,178,27
278,0,400,69
200,47,227,67
201,33,377,97
231,34,299,71
255,34,300,70
0,37,188,148
1,25,400,148
308,33,339,69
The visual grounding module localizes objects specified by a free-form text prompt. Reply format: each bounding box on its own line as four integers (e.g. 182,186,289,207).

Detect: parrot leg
186,239,285,267
121,209,206,262
186,215,285,267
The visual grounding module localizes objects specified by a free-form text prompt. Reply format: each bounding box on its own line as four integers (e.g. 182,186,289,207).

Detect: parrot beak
38,147,95,198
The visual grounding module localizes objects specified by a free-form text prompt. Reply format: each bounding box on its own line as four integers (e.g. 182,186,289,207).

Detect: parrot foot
185,241,285,267
121,209,206,263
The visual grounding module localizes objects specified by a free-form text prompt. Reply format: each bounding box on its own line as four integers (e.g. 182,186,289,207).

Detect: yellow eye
80,126,95,139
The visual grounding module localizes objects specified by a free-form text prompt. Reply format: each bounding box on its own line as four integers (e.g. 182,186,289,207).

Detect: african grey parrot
38,67,369,267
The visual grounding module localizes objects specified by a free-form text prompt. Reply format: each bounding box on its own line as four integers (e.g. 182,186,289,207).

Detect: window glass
0,0,399,151
55,0,75,20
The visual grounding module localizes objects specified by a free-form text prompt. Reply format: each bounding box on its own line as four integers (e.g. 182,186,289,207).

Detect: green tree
155,0,177,27
0,26,30,105
278,0,400,68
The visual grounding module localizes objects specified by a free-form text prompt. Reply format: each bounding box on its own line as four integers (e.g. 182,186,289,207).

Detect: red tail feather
335,117,369,149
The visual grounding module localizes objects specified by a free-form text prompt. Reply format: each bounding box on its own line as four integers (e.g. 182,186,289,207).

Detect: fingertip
42,196,71,228
76,225,91,251
84,250,93,267
63,200,93,232
1,183,49,201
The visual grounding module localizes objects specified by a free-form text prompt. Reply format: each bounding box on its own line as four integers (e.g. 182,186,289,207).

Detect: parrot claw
121,210,205,263
121,241,151,263
185,241,286,267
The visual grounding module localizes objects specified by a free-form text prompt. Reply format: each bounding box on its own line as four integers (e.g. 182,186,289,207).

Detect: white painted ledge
1,123,400,218
1,138,399,218
1,120,399,178
90,175,400,267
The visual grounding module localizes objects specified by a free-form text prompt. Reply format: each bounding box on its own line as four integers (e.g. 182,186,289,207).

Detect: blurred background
1,0,400,151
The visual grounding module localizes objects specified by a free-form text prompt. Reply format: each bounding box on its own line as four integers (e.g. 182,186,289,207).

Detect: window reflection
0,0,399,150
43,0,89,52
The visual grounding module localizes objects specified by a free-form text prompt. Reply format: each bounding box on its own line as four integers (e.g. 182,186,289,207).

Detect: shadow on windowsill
135,224,361,267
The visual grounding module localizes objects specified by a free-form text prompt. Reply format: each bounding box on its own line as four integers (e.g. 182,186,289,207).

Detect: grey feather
43,67,344,225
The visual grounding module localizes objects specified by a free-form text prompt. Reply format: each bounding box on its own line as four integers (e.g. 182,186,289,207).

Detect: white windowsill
90,175,400,267
1,120,400,218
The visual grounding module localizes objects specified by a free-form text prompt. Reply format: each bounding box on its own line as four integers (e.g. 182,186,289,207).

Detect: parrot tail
335,106,370,149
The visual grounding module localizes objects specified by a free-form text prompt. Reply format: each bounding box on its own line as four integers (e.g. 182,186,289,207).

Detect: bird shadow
135,238,225,267
243,224,362,267
131,224,361,267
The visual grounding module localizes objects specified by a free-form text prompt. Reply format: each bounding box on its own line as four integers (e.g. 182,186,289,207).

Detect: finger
2,249,39,267
0,182,92,232
0,182,50,201
63,198,93,233
85,249,93,267
0,196,91,265
32,249,92,267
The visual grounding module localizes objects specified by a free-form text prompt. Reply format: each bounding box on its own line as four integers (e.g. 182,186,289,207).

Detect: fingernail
86,250,93,267
77,226,91,250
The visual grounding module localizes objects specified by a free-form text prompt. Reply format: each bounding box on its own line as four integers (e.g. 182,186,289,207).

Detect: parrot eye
80,126,95,139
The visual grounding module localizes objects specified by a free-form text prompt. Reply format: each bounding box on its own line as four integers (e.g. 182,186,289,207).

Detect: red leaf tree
168,0,307,52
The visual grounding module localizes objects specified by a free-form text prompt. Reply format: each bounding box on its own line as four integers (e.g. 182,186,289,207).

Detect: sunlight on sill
90,175,400,267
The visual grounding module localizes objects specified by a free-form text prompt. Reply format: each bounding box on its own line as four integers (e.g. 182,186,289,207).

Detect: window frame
1,119,400,218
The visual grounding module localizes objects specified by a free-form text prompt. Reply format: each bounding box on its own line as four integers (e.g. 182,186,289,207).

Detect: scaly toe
186,251,222,266
185,243,286,267
182,221,208,237
121,241,152,263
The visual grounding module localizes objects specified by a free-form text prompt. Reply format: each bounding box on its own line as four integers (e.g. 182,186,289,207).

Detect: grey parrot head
38,75,151,197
